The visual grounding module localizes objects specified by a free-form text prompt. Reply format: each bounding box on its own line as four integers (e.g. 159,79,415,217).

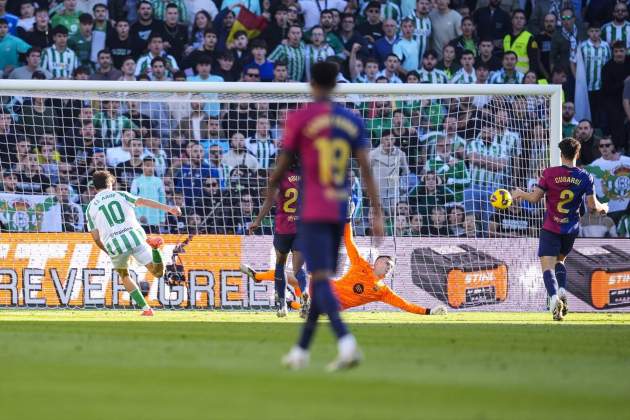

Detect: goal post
2,80,625,313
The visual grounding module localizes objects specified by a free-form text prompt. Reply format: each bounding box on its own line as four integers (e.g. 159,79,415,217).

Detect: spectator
451,49,476,83
577,21,611,132
447,204,466,236
263,6,289,52
489,51,524,83
160,3,188,63
575,119,601,166
488,202,537,237
106,19,135,69
429,0,461,59
18,1,35,34
377,53,403,82
165,191,187,233
90,49,123,80
409,213,423,236
586,137,630,222
579,210,618,238
304,26,336,81
188,10,213,51
214,50,238,81
437,44,460,79
41,25,78,79
464,124,510,226
222,131,259,170
13,152,50,194
408,0,431,58
369,129,410,215
0,0,17,35
232,191,256,235
393,17,421,73
18,96,56,137
92,3,113,35
36,143,61,183
68,13,94,71
425,205,449,236
19,8,52,49
93,101,136,147
602,41,630,150
550,7,584,99
448,16,477,58
301,1,347,32
51,0,81,37
0,171,18,192
143,133,167,177
113,136,146,188
475,37,502,72
601,3,630,51
135,33,179,77
338,13,366,58
410,171,446,218
473,0,510,50
130,1,164,54
0,18,31,75
369,19,396,67
246,117,276,170
175,141,215,207
357,1,384,46
268,24,306,82
131,157,166,233
391,108,419,168
562,101,578,138
535,13,556,81
207,143,230,187
503,9,540,75
244,38,273,82
9,47,52,79
425,134,470,204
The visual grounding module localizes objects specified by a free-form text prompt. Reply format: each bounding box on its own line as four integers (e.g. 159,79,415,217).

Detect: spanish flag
227,7,268,45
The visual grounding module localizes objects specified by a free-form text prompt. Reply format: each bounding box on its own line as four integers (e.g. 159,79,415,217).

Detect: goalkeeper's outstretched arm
380,286,446,315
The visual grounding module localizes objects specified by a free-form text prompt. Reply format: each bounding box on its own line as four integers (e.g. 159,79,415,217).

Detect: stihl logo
608,273,630,285
465,271,496,284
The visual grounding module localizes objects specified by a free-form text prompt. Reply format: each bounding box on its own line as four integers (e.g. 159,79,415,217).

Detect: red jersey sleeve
281,110,301,153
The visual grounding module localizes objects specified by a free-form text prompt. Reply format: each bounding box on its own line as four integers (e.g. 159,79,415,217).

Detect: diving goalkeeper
241,222,447,315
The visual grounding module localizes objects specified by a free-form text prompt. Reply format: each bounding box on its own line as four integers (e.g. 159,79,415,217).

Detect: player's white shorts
110,243,153,269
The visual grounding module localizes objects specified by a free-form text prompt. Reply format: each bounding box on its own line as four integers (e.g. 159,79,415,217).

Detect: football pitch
1,311,629,420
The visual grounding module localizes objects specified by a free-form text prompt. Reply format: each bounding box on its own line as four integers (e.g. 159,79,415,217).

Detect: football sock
130,288,150,310
297,298,320,350
254,270,274,282
289,301,301,310
275,263,286,303
295,268,307,295
555,263,567,291
312,280,348,339
151,249,163,264
543,270,558,298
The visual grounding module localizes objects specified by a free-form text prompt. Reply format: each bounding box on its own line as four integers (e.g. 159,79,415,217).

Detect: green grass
1,311,629,420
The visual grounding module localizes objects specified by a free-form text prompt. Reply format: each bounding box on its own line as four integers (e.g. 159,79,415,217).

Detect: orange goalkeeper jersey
332,223,429,315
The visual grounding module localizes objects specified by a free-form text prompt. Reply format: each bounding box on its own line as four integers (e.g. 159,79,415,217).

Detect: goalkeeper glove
429,305,448,315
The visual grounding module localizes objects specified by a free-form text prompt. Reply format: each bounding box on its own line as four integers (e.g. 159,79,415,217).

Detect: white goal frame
0,80,563,167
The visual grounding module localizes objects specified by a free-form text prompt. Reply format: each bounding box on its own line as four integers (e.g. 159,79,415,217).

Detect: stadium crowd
0,0,629,238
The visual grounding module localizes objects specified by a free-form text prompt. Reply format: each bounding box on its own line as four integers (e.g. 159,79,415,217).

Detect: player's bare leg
556,255,569,317
117,268,153,316
541,256,564,321
146,236,165,277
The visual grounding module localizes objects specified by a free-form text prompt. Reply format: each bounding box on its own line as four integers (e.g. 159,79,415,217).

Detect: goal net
0,81,624,312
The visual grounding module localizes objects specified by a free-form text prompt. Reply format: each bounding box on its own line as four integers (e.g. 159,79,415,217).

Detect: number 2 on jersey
283,188,298,213
556,189,575,214
314,138,350,186
98,201,125,227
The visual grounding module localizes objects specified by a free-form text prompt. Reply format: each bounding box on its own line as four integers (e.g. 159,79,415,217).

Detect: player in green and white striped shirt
408,0,431,59
601,3,630,52
268,25,306,82
450,49,476,83
579,26,612,91
41,25,78,79
86,170,181,316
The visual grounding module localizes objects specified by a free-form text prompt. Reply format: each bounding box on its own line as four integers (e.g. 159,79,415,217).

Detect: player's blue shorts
538,229,578,257
273,233,298,254
297,222,344,273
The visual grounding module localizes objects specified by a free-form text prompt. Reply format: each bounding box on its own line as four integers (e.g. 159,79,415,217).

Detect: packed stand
0,0,629,238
